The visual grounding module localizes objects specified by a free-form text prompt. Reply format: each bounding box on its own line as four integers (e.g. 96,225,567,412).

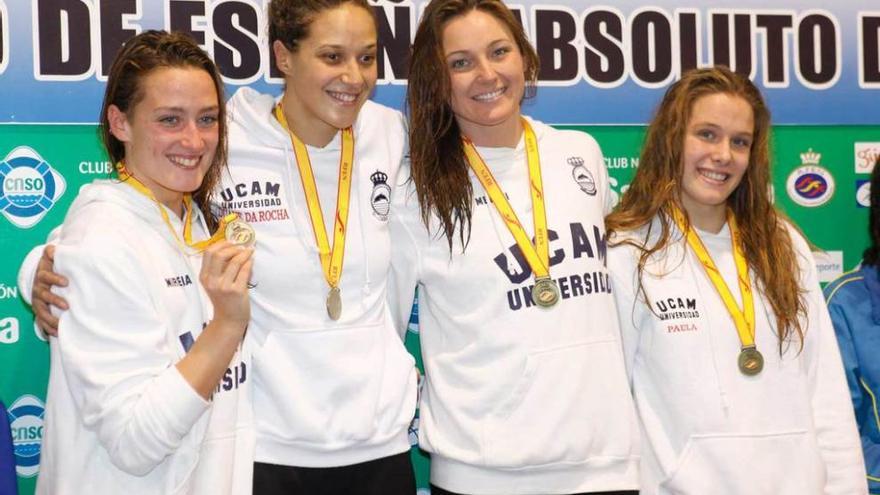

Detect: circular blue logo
0,146,66,228
7,395,45,478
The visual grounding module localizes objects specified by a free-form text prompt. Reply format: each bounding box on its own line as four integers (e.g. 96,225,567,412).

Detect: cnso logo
813,250,843,283
7,395,45,478
0,146,66,228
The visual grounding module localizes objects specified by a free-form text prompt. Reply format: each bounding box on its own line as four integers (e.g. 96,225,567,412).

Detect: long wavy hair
101,30,227,231
407,0,539,250
606,66,807,352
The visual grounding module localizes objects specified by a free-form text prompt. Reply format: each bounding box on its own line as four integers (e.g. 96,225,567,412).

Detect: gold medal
224,218,256,247
532,276,559,308
737,346,764,376
326,287,342,320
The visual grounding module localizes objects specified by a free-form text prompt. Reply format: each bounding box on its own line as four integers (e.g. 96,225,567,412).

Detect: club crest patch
567,156,596,196
370,170,391,221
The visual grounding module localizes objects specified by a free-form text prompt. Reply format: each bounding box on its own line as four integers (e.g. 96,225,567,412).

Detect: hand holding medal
224,215,257,248
117,162,256,254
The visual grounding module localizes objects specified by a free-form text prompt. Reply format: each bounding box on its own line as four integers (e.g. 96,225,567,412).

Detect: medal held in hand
117,162,251,254
224,217,256,248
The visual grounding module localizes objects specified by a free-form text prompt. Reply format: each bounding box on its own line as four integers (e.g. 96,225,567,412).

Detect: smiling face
679,92,755,232
274,2,377,147
109,66,220,215
442,9,525,147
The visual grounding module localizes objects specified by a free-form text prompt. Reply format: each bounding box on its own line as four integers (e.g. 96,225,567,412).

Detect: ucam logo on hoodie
490,222,611,311
218,180,288,223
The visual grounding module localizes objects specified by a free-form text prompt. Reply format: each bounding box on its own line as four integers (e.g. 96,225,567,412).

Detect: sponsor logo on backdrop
608,176,630,208
855,143,880,174
604,156,640,170
0,146,66,228
7,395,44,478
0,283,17,300
0,316,19,344
814,251,844,283
78,160,113,175
786,149,835,207
857,180,871,208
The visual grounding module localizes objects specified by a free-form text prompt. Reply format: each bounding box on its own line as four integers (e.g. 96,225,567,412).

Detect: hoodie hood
65,179,207,249
228,87,288,149
227,86,395,152
469,114,550,175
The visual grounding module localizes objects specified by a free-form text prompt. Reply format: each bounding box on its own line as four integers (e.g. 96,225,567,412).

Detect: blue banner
0,0,878,124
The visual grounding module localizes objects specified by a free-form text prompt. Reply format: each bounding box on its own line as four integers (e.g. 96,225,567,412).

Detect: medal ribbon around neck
274,103,354,300
116,161,235,253
670,204,756,349
462,118,553,285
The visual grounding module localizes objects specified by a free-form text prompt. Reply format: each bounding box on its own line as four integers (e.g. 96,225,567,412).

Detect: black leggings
253,451,416,495
430,486,638,495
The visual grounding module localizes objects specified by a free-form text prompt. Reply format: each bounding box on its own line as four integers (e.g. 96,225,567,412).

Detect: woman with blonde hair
606,66,866,494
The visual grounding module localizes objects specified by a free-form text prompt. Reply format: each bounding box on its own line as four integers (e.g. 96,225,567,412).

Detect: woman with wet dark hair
394,1,640,493
36,30,254,494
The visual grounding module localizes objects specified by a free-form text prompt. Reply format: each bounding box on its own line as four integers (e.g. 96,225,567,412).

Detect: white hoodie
224,88,418,467
390,118,640,494
36,181,253,494
608,217,867,495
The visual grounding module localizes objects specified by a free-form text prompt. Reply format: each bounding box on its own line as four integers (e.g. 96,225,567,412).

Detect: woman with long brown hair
605,66,866,494
392,0,639,493
36,30,254,494
224,1,417,492
22,1,419,492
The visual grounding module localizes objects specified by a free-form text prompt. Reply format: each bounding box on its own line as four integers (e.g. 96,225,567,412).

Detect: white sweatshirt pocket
254,320,416,449
479,340,638,468
659,431,825,495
